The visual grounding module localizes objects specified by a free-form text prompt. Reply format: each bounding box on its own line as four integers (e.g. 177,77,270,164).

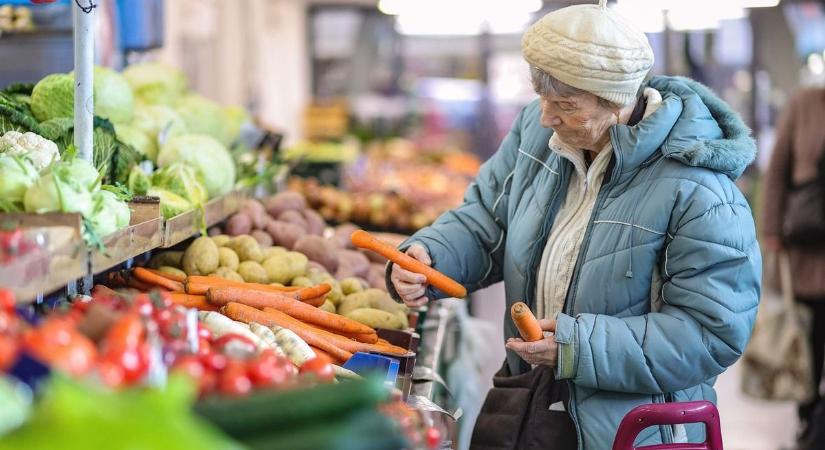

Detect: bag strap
778,252,795,311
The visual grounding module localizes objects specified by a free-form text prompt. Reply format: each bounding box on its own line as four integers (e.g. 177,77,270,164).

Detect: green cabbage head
122,62,188,106
152,163,208,205
174,95,229,145
114,123,156,162
157,134,235,198
30,68,134,123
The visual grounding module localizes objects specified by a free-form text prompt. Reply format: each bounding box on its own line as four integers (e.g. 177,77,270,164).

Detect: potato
158,266,187,279
319,300,336,314
367,264,388,291
291,276,313,288
263,246,288,260
147,251,184,269
226,212,252,236
340,277,365,295
218,247,240,271
207,227,222,236
344,308,405,330
337,292,373,317
332,223,359,249
338,250,370,278
307,261,327,275
265,191,306,218
293,235,338,273
285,252,309,280
302,209,326,236
262,255,293,284
182,237,220,276
278,209,308,230
364,248,388,264
241,199,267,230
327,286,344,306
211,235,231,247
228,235,264,262
211,267,244,282
238,261,268,283
251,230,274,247
266,221,305,250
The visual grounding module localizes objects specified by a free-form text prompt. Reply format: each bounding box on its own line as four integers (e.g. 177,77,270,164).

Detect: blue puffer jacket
394,76,762,448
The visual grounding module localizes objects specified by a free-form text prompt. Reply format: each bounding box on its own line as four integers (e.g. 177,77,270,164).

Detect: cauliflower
0,131,60,171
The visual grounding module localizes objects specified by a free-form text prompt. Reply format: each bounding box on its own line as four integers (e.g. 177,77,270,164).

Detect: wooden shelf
0,190,249,303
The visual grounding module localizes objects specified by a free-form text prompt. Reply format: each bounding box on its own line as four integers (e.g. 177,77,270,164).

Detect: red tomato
197,338,212,358
219,362,252,397
0,311,16,334
201,352,228,371
98,361,125,388
197,325,212,341
198,369,218,396
247,355,288,387
0,334,19,371
23,317,98,376
0,290,16,312
172,356,205,381
426,427,442,449
131,296,154,317
299,357,334,383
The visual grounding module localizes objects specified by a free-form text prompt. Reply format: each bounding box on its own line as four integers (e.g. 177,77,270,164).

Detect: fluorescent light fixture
382,0,541,35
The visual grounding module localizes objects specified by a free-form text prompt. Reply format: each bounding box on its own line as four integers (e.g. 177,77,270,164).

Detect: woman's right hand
390,244,431,308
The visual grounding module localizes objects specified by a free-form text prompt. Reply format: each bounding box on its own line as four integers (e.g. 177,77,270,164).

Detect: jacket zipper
563,128,625,450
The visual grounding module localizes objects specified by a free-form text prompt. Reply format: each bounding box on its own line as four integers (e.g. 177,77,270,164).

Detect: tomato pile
0,286,334,397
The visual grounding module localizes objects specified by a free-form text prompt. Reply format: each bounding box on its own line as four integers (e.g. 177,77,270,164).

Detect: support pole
73,1,95,162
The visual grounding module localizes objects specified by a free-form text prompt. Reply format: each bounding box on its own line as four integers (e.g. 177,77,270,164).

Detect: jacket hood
614,76,756,179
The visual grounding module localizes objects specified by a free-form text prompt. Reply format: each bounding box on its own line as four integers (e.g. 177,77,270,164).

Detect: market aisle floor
470,283,799,450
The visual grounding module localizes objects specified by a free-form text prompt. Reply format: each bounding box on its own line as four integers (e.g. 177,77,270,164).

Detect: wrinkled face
539,91,619,150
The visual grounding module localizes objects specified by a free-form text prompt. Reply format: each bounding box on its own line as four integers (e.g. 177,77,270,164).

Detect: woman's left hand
505,319,558,367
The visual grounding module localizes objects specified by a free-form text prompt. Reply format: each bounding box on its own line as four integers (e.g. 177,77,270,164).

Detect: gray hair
530,66,645,110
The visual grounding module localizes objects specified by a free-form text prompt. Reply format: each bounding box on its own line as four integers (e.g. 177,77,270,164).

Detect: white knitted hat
521,0,654,106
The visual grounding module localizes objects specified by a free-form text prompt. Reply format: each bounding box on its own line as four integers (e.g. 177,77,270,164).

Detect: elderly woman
388,1,761,449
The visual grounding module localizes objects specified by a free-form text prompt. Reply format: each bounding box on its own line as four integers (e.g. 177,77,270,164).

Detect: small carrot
169,293,219,311
144,267,186,283
209,287,374,335
511,302,543,342
133,267,185,292
293,284,331,301
301,295,327,308
351,230,467,298
126,276,157,292
223,303,352,362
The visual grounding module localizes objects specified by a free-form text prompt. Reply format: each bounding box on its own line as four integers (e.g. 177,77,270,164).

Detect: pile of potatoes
210,191,390,292
147,235,310,286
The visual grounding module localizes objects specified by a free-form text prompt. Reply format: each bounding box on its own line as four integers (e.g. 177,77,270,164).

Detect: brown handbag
782,153,825,246
470,362,577,450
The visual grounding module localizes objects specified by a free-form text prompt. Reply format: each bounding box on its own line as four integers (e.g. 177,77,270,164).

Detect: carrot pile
107,266,410,364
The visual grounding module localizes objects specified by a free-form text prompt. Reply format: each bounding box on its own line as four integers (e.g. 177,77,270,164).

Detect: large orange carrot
223,303,352,362
169,293,219,311
316,325,378,344
186,276,325,300
351,230,467,298
308,345,342,365
209,287,374,335
511,302,543,342
144,267,186,283
133,267,185,292
126,276,158,292
262,308,407,356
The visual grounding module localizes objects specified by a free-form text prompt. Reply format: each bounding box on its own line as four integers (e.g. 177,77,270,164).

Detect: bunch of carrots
108,267,408,365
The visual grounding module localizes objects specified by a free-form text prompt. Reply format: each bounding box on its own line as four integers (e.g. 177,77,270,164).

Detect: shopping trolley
612,401,723,450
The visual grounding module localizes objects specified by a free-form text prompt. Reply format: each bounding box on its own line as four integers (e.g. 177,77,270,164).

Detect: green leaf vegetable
29,67,134,124
122,62,188,106
157,134,236,198
151,163,208,205
148,187,193,219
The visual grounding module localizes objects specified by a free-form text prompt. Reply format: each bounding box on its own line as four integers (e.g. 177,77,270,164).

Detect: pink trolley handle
612,401,723,450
